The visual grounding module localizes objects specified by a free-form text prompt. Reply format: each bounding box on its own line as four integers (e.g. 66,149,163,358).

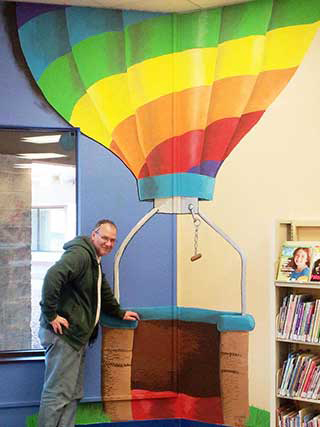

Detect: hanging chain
190,214,202,262
193,218,201,257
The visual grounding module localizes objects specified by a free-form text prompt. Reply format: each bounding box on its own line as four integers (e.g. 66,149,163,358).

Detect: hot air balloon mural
15,0,320,202
15,1,320,426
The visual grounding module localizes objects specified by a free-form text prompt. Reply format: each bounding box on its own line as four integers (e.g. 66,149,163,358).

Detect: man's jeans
38,327,86,427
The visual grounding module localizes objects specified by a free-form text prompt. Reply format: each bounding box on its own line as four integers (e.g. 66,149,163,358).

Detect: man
38,219,139,427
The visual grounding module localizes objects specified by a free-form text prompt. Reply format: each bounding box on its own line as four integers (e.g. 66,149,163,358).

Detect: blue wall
0,3,176,426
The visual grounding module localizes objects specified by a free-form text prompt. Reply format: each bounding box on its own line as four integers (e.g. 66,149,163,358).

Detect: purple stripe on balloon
16,3,66,28
188,160,221,177
188,165,201,174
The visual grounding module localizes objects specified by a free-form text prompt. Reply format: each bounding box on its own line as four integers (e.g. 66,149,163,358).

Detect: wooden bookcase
272,221,320,427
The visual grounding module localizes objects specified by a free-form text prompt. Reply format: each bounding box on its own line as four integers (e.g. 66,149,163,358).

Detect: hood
63,236,97,261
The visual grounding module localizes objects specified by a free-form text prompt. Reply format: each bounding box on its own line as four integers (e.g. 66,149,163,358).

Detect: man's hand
50,315,69,334
123,311,140,321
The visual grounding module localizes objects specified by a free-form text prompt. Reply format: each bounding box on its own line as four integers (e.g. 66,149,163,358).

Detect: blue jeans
38,327,86,427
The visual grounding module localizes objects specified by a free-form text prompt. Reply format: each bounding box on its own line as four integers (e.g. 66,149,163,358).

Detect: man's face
91,223,117,257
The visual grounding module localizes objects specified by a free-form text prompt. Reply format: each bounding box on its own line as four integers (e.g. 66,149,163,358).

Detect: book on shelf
311,246,320,282
302,301,316,341
277,241,314,282
300,355,320,398
307,365,320,399
276,293,320,342
277,405,320,427
278,352,320,400
307,299,320,342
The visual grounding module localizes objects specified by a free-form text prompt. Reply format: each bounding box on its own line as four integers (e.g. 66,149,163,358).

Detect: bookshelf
272,221,320,427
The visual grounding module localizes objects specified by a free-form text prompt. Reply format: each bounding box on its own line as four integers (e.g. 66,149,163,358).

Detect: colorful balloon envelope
16,0,320,200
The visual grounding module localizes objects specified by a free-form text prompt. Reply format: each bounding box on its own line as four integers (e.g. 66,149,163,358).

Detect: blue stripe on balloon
137,173,215,201
18,9,70,81
66,8,123,46
188,160,221,177
100,307,255,332
122,10,169,28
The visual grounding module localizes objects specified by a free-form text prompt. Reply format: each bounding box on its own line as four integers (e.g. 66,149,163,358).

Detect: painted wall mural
14,1,320,426
100,307,254,427
15,0,320,201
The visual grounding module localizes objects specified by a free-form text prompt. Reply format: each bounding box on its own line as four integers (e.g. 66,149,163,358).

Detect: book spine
307,300,319,342
298,303,309,341
296,356,312,397
285,295,298,339
293,300,304,340
290,296,302,340
304,302,316,341
312,300,320,343
301,361,316,398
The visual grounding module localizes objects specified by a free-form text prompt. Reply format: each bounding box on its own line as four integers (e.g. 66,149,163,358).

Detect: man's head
90,219,117,257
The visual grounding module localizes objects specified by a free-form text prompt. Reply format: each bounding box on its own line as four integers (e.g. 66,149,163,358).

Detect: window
0,127,77,354
32,207,66,252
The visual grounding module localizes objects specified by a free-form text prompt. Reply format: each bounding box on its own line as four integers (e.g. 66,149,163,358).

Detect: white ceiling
12,0,252,13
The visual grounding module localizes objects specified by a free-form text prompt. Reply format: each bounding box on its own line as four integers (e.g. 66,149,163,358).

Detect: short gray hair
92,219,117,232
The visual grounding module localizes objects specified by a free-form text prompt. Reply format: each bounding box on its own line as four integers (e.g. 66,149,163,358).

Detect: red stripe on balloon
201,117,239,162
202,111,265,163
138,130,204,179
137,110,265,178
223,110,265,159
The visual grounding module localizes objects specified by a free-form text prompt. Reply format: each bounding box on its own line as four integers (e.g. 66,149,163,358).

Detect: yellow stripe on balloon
263,22,319,71
87,73,134,132
215,35,266,80
71,22,320,141
127,47,217,109
174,48,217,92
70,92,112,147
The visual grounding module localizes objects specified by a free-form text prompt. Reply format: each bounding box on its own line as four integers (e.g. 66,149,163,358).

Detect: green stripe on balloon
219,0,273,42
124,10,222,67
269,0,320,30
124,15,173,67
174,9,221,51
72,31,126,89
38,53,85,121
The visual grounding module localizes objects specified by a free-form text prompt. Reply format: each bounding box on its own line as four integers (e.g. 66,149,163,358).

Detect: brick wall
0,154,32,350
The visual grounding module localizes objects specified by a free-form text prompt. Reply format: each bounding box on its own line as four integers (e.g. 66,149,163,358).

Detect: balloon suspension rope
113,207,159,302
188,204,247,315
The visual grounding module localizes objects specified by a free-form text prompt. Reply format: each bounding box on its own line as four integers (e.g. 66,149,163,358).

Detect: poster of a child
288,247,311,281
277,243,313,282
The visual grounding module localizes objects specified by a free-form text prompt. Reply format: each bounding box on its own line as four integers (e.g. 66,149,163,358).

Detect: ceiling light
21,135,61,144
17,153,67,159
14,163,33,169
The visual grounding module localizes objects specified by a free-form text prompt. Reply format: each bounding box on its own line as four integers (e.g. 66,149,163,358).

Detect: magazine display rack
273,221,320,427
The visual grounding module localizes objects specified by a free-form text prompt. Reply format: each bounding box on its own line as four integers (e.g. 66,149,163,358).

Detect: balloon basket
100,307,254,426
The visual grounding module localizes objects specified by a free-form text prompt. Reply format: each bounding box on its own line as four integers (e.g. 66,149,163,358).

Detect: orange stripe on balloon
136,86,211,155
207,75,258,124
112,68,289,176
109,140,130,170
244,67,297,114
112,86,211,170
111,115,146,177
